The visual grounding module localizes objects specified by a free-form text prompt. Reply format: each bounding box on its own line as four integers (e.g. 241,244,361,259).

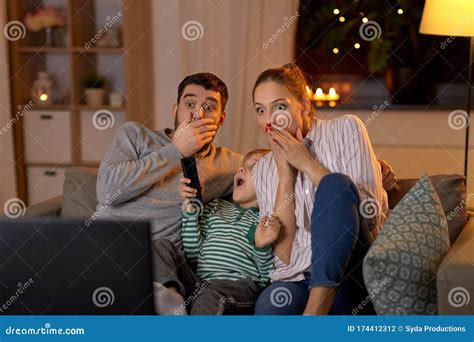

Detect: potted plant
84,75,105,107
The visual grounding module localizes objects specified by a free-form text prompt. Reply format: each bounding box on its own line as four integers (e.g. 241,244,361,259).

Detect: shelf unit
7,0,153,205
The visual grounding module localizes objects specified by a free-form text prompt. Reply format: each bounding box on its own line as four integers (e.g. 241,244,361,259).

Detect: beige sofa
23,167,474,315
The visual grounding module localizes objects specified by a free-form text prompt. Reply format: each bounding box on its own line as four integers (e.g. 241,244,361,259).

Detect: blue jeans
255,173,375,315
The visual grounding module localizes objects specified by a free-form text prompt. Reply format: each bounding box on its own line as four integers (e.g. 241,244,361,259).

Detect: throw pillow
363,175,450,315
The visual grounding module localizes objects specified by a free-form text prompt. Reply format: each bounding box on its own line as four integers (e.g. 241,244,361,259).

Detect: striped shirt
182,199,273,287
252,115,388,282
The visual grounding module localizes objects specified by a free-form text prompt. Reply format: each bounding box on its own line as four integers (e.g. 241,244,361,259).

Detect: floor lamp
419,0,474,178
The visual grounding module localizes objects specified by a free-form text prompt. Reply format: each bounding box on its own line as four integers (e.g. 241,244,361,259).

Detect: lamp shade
419,0,474,36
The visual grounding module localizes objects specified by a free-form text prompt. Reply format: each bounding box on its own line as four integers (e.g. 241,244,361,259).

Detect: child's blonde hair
243,149,271,164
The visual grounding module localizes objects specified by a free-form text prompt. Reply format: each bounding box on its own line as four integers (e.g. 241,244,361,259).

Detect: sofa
23,167,474,315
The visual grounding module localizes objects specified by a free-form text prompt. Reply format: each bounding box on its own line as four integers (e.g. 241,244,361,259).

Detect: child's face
232,154,262,205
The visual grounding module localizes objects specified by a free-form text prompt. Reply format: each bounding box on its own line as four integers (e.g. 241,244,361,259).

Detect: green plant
84,74,104,88
304,0,435,74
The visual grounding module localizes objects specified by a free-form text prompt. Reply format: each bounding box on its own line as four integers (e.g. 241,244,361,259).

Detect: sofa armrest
437,213,474,314
24,195,63,217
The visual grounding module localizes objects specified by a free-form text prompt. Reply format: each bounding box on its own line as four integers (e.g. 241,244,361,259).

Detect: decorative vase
45,27,52,46
85,88,105,107
51,27,67,47
109,92,123,108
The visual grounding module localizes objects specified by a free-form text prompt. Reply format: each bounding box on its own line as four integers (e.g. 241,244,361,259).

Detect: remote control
180,157,203,203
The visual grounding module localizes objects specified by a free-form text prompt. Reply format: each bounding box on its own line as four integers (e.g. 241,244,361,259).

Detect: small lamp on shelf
31,71,53,105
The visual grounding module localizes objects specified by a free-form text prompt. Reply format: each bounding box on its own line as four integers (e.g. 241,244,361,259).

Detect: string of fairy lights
331,6,404,55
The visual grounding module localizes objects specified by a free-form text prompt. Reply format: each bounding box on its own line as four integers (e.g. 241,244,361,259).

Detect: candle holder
309,87,341,107
31,71,53,105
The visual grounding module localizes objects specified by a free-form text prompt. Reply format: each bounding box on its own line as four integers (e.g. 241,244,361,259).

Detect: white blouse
252,115,388,282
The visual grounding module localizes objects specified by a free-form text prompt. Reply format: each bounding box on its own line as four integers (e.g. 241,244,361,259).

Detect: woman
251,63,393,315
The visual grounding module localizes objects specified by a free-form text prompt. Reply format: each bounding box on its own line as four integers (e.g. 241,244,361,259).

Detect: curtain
0,0,18,202
151,0,299,153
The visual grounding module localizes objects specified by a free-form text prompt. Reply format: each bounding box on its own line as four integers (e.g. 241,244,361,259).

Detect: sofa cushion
363,175,450,315
61,167,98,218
387,174,467,244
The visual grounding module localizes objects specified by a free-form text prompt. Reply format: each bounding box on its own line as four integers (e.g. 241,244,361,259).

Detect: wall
0,0,18,204
318,108,474,210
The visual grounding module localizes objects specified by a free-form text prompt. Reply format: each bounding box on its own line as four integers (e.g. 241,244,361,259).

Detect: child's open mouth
235,177,245,187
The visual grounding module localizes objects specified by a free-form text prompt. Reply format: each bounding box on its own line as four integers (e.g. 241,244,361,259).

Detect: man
96,73,242,247
96,72,397,248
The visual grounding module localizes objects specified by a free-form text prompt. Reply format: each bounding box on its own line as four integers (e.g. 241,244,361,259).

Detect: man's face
174,84,225,129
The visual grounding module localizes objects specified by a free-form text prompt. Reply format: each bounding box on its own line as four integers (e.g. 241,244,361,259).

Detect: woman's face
253,81,307,137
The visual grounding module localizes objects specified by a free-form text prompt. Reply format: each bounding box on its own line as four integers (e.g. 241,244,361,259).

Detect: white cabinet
79,110,126,163
23,110,72,164
27,166,66,205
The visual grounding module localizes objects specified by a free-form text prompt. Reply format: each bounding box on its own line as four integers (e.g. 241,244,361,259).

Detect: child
153,149,281,315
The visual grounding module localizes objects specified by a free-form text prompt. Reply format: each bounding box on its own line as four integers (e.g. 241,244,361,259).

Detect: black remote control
180,157,203,203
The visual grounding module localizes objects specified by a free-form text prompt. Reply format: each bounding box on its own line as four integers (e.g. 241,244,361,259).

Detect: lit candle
314,88,324,101
327,87,340,101
305,85,313,98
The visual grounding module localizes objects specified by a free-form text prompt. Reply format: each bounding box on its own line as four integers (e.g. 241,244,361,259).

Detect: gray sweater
96,121,243,246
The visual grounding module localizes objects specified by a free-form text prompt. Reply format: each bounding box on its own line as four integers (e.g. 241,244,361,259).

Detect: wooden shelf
8,0,153,205
28,104,71,110
75,105,126,111
18,46,71,53
25,162,100,168
25,162,74,168
19,46,124,54
74,47,124,53
28,104,126,111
